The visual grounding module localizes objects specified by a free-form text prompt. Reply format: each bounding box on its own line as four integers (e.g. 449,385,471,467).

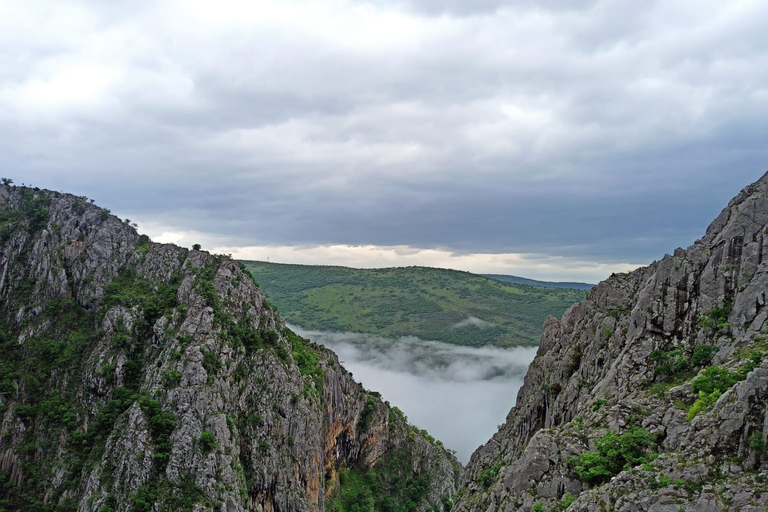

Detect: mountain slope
455,171,768,512
482,274,593,290
0,186,458,511
240,261,586,347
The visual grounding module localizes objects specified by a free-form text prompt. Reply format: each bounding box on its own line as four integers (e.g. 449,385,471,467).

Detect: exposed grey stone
455,171,768,512
0,186,459,511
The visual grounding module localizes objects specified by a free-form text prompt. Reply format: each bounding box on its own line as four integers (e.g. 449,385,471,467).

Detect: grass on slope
482,274,594,291
240,261,586,347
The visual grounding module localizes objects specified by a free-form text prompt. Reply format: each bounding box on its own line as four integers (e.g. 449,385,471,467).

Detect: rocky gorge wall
9,170,767,512
455,172,768,512
0,185,459,511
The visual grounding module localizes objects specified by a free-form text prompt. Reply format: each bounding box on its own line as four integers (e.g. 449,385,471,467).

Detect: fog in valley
289,325,537,463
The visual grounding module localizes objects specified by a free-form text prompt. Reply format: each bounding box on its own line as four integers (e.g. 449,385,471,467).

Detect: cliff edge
0,186,459,511
455,171,768,512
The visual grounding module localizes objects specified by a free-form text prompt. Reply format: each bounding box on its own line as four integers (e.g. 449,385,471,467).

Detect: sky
289,325,537,463
3,0,767,282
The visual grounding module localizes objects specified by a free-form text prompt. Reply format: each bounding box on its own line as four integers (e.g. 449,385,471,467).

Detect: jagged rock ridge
0,186,459,511
455,171,768,512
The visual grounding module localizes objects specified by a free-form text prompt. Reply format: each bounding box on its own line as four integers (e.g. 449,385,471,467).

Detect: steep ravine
0,185,459,511
455,172,768,512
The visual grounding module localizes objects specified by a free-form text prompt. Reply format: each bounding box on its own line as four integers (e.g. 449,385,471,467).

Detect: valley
3,172,768,511
288,324,538,463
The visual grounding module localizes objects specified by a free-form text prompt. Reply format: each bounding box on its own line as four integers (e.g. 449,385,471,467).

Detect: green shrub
736,350,764,379
649,474,672,490
162,369,181,387
698,301,732,332
561,492,578,509
687,390,722,421
749,433,766,456
92,388,137,441
201,349,222,378
477,464,502,489
608,306,631,317
199,431,218,452
238,328,262,352
691,345,719,366
650,349,689,375
327,468,373,512
569,427,656,485
327,450,433,512
390,406,408,424
274,344,289,362
286,328,324,396
262,329,280,345
358,397,378,433
646,381,675,398
651,345,718,378
249,412,263,427
72,197,86,215
136,234,151,254
100,363,116,383
128,484,156,512
197,281,218,309
691,366,737,395
138,396,176,469
687,355,764,419
100,493,118,512
163,475,207,510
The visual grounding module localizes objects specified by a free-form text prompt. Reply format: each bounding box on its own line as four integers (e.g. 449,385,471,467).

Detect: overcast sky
3,0,767,282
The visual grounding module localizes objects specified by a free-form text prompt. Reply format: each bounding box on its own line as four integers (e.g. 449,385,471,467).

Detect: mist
288,325,537,463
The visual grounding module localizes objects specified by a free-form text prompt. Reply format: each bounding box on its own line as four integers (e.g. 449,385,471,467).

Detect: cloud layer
3,1,767,279
289,325,537,463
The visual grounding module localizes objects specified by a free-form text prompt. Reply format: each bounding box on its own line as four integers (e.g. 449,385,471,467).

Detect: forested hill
482,274,593,290
239,261,586,347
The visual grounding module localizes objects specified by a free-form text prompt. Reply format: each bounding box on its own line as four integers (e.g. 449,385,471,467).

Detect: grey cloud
3,1,768,273
453,317,494,329
373,0,601,17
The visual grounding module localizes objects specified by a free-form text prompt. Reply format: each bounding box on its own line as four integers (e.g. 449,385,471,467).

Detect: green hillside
240,261,587,347
483,273,594,290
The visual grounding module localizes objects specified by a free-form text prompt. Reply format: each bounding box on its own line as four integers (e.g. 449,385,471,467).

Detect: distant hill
240,261,587,347
482,273,594,290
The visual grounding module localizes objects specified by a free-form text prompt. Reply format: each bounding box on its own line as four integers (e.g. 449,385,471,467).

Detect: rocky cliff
455,171,768,512
0,185,459,511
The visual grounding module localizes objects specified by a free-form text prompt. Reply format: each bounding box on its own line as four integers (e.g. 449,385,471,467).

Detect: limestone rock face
0,187,459,511
455,172,768,512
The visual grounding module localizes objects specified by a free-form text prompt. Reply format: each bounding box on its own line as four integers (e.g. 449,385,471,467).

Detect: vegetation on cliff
0,184,459,511
454,172,768,512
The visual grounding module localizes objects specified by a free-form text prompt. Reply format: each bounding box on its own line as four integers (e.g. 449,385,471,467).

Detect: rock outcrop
0,186,459,511
455,171,768,512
